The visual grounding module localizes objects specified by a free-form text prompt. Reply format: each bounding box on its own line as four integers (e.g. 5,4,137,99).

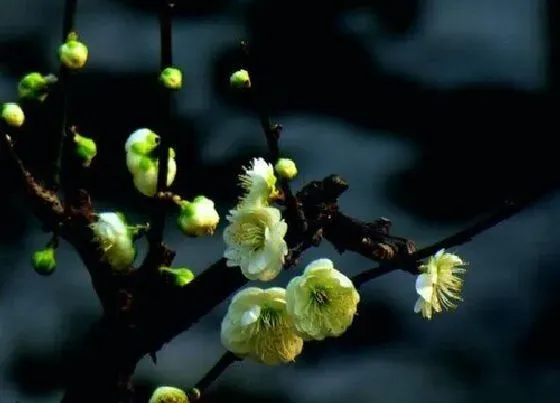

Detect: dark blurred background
1,0,560,402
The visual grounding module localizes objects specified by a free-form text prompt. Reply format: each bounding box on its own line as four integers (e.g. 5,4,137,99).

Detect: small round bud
1,102,25,127
159,266,195,287
59,32,88,69
160,67,183,90
274,158,297,180
32,248,56,276
18,72,58,101
149,386,189,403
229,69,251,89
74,133,97,166
177,195,220,237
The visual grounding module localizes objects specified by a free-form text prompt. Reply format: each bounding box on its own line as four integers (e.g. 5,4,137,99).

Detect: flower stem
240,41,306,234
52,0,78,189
149,0,174,247
192,352,240,397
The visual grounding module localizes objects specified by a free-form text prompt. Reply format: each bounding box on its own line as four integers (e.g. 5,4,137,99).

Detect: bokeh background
1,0,560,402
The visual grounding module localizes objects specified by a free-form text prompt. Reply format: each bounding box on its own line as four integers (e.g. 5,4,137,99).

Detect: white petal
413,297,424,313
240,305,261,326
125,128,153,152
415,273,434,301
304,258,334,275
246,252,268,275
331,270,353,288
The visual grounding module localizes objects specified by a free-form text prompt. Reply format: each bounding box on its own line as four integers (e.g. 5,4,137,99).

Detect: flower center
311,288,329,306
233,215,267,251
258,306,281,328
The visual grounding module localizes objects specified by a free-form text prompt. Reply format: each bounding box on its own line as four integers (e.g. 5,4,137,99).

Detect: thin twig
52,0,78,189
352,195,549,287
193,352,240,396
240,41,305,234
149,0,174,248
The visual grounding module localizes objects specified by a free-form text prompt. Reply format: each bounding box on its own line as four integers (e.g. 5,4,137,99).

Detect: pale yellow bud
59,32,88,69
1,102,25,127
274,158,297,180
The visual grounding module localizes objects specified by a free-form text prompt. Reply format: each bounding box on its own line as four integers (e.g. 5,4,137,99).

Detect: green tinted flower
177,196,220,237
286,258,360,340
221,287,303,365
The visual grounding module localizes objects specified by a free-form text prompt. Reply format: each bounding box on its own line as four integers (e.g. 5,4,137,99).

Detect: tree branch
149,0,174,243
51,0,78,189
192,352,240,396
351,194,549,287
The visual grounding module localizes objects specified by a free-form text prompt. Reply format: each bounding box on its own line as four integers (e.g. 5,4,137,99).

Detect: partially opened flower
125,128,160,174
286,258,360,340
414,249,467,320
221,287,303,365
177,195,220,237
223,204,287,281
90,212,136,270
238,157,279,206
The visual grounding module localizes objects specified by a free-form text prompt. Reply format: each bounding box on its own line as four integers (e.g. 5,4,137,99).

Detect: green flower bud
274,158,297,180
159,266,195,287
32,248,56,276
74,133,97,166
149,386,189,403
59,32,88,70
125,128,160,157
18,72,58,101
229,69,251,89
160,67,183,90
1,102,25,127
177,195,220,237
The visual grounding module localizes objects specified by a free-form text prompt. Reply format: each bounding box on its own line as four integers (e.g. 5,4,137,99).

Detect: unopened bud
160,67,183,90
275,158,297,180
1,102,25,127
59,32,88,69
159,266,195,287
32,248,56,276
18,72,58,101
74,133,97,166
229,69,251,89
149,386,189,403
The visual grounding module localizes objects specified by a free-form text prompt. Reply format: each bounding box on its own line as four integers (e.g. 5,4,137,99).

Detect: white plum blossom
223,205,288,281
414,249,467,320
286,258,360,340
221,287,303,365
